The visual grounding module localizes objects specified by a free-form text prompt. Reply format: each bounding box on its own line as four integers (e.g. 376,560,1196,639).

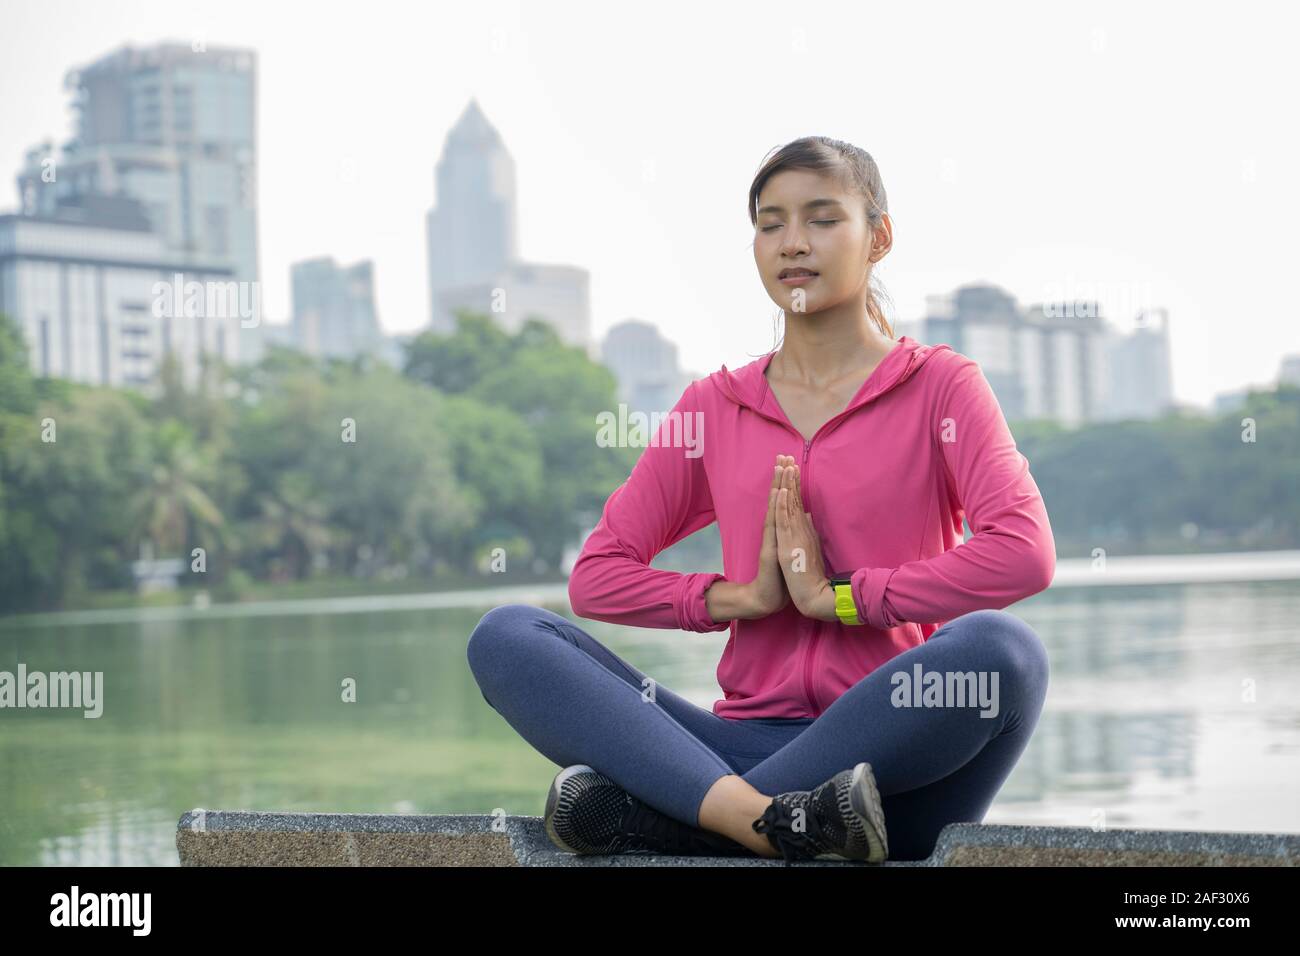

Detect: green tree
400,311,638,570
0,311,37,414
402,311,512,394
0,387,152,607
238,471,337,580
128,417,226,558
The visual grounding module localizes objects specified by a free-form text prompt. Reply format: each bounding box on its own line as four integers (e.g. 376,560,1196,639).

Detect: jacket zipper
798,437,823,716
737,348,918,717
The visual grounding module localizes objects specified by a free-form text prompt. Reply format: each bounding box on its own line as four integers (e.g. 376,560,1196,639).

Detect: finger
766,465,780,516
793,465,804,509
765,462,782,538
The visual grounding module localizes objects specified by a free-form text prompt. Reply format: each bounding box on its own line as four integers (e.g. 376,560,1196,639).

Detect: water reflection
1,577,1298,865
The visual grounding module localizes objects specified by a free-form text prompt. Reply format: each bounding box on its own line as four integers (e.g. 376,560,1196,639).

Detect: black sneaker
752,762,888,864
544,764,752,857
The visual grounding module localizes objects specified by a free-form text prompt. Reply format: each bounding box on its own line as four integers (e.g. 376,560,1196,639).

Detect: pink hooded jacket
567,335,1056,719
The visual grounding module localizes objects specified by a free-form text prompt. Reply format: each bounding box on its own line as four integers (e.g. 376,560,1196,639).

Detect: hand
744,457,791,618
774,457,838,622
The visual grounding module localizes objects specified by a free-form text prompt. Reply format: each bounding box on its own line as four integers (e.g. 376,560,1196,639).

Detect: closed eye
760,219,840,232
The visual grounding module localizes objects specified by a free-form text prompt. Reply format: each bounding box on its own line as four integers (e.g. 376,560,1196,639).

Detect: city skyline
2,0,1297,409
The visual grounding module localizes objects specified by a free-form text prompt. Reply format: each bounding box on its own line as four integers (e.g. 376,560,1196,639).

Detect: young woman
467,136,1055,864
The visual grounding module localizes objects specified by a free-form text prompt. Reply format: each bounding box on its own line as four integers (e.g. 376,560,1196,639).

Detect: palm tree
129,419,225,558
246,471,336,580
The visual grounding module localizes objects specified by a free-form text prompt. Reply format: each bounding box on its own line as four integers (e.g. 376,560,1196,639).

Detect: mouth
779,269,819,284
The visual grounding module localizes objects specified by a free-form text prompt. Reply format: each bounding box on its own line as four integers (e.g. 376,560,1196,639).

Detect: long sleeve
568,380,731,632
850,357,1056,628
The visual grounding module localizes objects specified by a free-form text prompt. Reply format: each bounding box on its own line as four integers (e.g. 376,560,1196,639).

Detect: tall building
437,262,592,354
425,100,590,350
16,42,259,289
291,257,385,362
425,99,516,332
1019,299,1109,425
6,41,260,388
1100,309,1175,421
600,319,693,417
919,282,1172,427
0,194,237,389
923,284,1029,421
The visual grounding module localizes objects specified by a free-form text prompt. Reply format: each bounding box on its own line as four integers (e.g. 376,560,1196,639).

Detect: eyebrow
756,197,847,216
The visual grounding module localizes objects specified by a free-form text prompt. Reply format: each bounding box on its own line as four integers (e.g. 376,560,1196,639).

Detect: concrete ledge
175,811,1300,866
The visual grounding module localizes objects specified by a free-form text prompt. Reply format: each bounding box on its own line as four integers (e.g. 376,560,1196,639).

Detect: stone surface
175,810,1300,867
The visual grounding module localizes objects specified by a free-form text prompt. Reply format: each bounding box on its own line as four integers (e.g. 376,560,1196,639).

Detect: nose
779,225,811,258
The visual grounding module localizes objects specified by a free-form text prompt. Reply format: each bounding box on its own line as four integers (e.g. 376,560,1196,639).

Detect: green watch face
829,573,852,587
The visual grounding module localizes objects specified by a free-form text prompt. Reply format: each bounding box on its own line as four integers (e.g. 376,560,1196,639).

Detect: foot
752,762,889,863
544,764,752,857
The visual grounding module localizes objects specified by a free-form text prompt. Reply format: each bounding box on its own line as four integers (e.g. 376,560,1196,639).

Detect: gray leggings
467,603,1049,861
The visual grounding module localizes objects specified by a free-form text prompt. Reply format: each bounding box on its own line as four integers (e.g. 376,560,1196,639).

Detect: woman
467,136,1055,864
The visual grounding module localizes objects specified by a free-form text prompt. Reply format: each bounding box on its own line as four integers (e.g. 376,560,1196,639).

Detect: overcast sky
3,0,1296,407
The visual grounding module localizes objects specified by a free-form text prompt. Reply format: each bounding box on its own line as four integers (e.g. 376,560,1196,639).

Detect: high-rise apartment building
6,41,260,388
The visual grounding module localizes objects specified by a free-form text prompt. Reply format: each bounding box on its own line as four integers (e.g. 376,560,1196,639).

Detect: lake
2,553,1299,865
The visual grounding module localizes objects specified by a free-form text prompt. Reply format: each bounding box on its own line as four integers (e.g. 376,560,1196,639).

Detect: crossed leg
467,604,1049,861
731,608,1051,860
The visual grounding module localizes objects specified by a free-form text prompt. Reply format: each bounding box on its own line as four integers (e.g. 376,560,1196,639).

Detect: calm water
2,563,1299,865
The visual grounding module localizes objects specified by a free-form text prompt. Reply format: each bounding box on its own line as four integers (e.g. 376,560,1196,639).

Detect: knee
466,603,547,677
961,609,1049,688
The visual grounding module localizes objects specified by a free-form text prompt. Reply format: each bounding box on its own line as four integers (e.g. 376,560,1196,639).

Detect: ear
869,212,894,261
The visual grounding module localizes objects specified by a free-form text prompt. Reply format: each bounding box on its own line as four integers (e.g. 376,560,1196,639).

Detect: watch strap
828,572,862,626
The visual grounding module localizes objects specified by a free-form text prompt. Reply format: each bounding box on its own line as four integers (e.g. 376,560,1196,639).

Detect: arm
849,357,1057,628
567,380,733,632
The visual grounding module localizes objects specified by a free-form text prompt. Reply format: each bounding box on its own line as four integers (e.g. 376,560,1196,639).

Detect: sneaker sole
544,763,601,855
847,761,889,863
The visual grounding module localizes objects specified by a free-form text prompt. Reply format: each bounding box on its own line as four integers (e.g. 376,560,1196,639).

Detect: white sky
2,0,1297,407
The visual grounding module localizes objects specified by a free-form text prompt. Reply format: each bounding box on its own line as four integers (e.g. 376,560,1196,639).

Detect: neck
771,311,894,385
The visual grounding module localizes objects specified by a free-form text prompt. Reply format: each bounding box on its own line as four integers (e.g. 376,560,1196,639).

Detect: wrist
787,572,828,621
803,577,837,622
826,571,863,625
706,578,765,623
739,580,773,619
825,581,844,622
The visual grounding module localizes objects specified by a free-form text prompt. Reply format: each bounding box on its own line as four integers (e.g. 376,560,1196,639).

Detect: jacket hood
707,335,950,418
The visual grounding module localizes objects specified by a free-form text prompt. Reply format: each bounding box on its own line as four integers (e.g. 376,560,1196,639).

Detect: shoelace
752,793,832,862
615,798,749,856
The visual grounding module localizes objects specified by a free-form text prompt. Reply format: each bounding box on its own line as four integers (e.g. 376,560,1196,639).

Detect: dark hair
748,136,895,344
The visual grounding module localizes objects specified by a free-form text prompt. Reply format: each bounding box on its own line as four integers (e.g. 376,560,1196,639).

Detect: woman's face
753,167,890,316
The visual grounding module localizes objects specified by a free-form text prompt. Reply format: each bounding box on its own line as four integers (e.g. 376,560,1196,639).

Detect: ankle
701,774,771,816
698,778,779,856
